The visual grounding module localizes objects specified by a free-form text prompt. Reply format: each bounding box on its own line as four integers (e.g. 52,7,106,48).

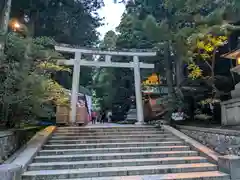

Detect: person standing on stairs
107,110,112,123
100,109,106,124
91,110,97,124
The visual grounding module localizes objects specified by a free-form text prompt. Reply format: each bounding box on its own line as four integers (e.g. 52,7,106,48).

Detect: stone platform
221,98,240,126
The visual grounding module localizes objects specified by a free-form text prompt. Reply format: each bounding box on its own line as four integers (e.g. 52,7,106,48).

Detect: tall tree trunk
227,37,236,85
0,0,12,123
211,49,217,96
164,42,175,121
28,0,39,37
211,49,216,80
164,42,175,99
0,0,12,53
175,55,183,86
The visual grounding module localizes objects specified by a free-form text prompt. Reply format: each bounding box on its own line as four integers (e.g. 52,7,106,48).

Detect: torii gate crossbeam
58,59,154,68
55,45,156,125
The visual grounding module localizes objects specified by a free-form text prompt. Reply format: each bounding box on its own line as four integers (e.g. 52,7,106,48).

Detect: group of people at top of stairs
91,110,112,124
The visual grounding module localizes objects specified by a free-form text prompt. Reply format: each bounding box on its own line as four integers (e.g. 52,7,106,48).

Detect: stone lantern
231,53,240,98
221,49,240,125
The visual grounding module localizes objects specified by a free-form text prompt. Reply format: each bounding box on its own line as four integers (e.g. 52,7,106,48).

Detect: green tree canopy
0,33,70,126
11,0,104,45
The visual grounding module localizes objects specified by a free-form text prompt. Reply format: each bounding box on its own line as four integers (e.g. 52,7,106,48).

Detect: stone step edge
29,156,207,167
55,129,164,132
52,133,168,136
56,128,159,132
34,151,198,159
23,163,217,176
53,131,165,134
51,171,229,180
48,137,179,142
51,134,173,138
54,131,160,134
39,145,190,153
43,141,185,147
55,128,158,131
55,130,159,133
57,126,154,129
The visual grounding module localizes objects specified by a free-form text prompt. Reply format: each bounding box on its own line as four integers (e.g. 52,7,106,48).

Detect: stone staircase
22,125,230,180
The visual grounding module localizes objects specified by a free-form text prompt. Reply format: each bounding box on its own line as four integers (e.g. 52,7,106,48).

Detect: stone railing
0,126,56,180
177,125,240,156
0,127,41,163
163,125,240,180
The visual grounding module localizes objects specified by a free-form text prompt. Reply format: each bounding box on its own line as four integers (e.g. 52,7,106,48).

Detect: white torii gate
55,45,156,125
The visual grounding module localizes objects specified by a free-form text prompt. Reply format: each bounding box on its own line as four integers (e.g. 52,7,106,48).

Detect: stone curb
177,125,240,136
163,125,240,179
218,155,240,180
162,125,219,163
9,126,56,170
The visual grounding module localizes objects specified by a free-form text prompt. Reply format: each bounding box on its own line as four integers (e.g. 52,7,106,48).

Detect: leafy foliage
0,33,69,126
9,0,105,93
188,35,227,80
112,0,240,120
11,0,104,45
187,62,203,80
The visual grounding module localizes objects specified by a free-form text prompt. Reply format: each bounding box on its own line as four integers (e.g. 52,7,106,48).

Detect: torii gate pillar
70,52,81,125
133,56,144,124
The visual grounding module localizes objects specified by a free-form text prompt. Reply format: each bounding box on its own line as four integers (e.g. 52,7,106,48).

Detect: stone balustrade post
218,155,240,180
0,164,22,180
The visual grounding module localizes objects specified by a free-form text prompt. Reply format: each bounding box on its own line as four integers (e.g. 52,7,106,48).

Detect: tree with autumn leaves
187,35,228,96
142,73,160,86
111,0,240,120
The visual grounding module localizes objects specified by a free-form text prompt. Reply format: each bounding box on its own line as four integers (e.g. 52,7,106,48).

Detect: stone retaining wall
177,126,240,156
0,127,41,163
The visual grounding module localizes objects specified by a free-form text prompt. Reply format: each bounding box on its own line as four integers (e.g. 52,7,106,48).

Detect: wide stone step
47,137,179,144
50,134,173,140
126,116,137,118
126,115,137,117
43,141,185,149
127,114,136,116
57,126,154,130
46,171,230,180
53,131,167,136
55,128,158,133
28,156,207,171
56,129,158,132
33,151,198,162
54,128,161,132
127,112,137,115
127,113,137,115
38,145,190,155
22,163,217,179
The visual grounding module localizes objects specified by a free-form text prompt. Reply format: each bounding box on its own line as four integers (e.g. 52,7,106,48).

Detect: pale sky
97,0,125,39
